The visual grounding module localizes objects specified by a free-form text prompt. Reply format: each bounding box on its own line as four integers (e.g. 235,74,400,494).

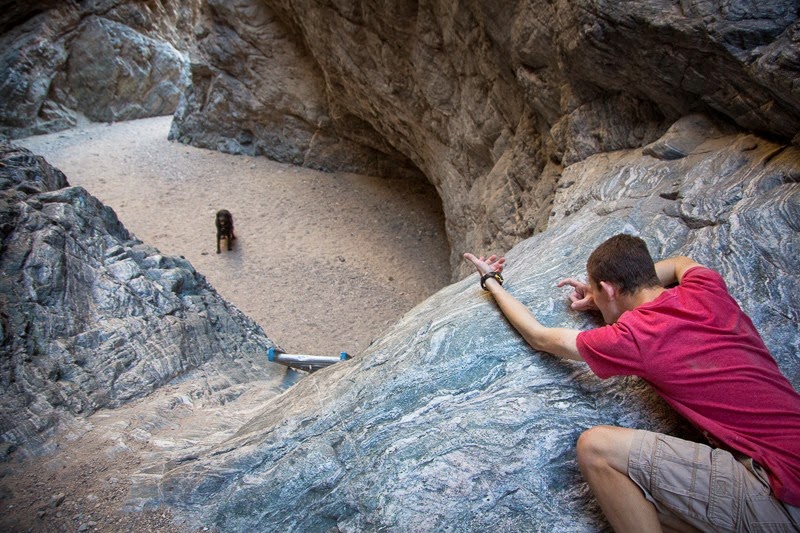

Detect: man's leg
577,425,662,532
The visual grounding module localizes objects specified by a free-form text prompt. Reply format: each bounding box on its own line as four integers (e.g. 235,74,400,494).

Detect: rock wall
0,142,288,458
3,1,798,274
130,118,800,531
169,0,800,275
167,0,424,180
0,0,197,139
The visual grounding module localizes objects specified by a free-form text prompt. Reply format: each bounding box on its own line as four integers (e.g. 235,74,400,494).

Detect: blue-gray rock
0,142,288,458
129,118,799,530
0,1,195,139
60,16,189,123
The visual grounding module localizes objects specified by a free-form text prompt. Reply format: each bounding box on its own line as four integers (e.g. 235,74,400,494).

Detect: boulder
0,1,196,139
0,142,287,458
57,16,189,123
168,0,424,180
129,118,800,530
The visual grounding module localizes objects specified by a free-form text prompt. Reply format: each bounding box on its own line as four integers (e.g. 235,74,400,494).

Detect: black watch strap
480,271,504,290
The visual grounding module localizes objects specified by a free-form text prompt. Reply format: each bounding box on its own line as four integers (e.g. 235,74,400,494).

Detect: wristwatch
480,271,504,290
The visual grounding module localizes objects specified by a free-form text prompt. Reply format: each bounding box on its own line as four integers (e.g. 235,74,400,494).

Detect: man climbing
464,233,800,531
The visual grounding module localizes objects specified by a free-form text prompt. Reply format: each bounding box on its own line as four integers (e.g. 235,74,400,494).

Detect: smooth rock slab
132,120,799,530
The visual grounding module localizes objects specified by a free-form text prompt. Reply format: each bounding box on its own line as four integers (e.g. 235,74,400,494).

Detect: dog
215,209,236,253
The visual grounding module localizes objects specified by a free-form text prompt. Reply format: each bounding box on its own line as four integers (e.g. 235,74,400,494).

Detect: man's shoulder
682,264,710,278
680,265,727,290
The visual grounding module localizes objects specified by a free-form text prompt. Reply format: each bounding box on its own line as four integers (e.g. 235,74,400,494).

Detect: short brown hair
587,234,661,294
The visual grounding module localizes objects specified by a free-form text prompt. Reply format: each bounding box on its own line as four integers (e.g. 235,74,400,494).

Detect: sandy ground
16,116,451,356
2,116,452,532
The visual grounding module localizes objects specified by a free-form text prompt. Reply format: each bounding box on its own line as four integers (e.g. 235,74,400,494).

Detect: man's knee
577,425,635,473
577,426,612,466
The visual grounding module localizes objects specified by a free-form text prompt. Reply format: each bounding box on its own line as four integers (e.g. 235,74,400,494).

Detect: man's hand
463,252,506,276
557,278,598,312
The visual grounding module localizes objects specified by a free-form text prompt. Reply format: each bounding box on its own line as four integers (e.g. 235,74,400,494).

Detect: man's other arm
654,256,703,286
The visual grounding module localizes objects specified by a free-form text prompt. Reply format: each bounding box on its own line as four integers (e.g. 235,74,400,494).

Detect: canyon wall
170,0,800,274
4,2,797,272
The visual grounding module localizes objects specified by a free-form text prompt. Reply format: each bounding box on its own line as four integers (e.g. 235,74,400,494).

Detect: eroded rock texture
0,143,287,458
168,0,424,180
0,0,196,139
170,0,800,275
130,118,800,531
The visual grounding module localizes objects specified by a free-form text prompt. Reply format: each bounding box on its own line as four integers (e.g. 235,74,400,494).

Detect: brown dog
216,209,236,253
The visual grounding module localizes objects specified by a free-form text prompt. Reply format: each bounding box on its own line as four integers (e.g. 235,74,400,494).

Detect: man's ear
599,280,617,301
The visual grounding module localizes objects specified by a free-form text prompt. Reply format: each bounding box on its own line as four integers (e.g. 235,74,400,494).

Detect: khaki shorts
628,430,800,532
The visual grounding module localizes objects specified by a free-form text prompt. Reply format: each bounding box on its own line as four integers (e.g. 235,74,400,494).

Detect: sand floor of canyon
16,115,451,355
1,116,452,531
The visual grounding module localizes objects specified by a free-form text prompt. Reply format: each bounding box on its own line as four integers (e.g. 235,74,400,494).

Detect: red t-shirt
577,266,800,506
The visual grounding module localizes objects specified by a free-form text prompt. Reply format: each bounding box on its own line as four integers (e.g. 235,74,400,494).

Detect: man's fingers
464,252,505,276
463,252,490,275
463,253,483,266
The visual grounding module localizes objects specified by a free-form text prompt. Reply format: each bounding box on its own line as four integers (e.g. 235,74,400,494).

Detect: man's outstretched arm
464,253,583,362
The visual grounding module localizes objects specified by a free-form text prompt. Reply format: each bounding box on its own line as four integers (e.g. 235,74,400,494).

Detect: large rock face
167,0,424,180
168,0,800,274
127,118,800,531
0,143,288,458
0,0,196,139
